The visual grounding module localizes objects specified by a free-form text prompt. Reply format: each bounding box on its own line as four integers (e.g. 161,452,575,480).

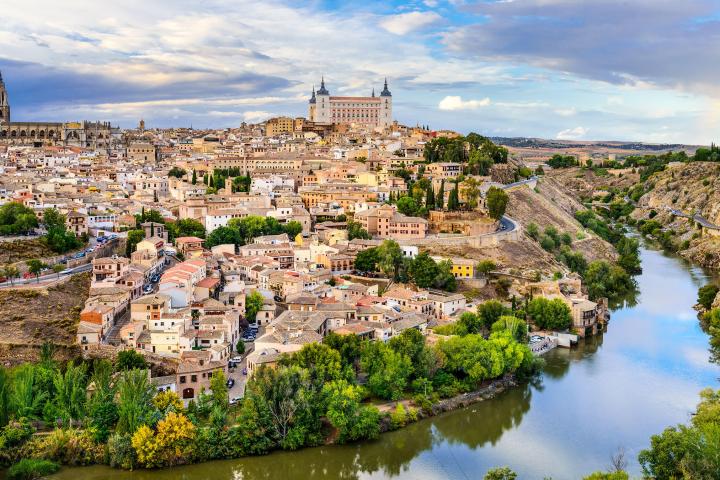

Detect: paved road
0,262,92,288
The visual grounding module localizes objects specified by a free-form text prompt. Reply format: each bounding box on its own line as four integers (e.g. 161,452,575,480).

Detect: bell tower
0,70,10,125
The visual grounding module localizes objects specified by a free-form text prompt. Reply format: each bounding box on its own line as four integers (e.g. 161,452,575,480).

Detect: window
191,375,197,382
180,376,186,384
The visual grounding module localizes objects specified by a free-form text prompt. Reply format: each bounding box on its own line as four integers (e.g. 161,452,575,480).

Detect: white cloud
423,0,439,6
556,126,589,140
379,11,441,35
554,107,577,116
242,110,272,123
438,95,491,111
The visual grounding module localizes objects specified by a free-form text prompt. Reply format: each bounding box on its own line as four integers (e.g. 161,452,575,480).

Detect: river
52,242,720,479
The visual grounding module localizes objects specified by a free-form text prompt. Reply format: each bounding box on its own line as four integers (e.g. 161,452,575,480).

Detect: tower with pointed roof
0,70,10,126
308,77,392,128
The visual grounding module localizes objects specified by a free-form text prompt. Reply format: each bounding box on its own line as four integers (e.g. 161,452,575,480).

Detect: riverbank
46,239,720,480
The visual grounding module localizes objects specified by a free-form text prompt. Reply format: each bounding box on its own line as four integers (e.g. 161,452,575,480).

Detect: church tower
0,70,10,125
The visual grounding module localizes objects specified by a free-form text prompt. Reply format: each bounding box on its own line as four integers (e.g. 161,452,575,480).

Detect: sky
1,0,720,144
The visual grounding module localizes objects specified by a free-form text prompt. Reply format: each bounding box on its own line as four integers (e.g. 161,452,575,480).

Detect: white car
231,356,243,363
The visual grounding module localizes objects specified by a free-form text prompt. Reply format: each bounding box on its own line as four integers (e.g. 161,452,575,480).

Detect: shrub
698,284,719,310
390,403,408,429
108,432,137,470
25,429,104,466
7,459,60,480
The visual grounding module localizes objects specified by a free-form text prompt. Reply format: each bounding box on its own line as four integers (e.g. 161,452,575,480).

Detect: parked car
242,368,247,376
143,284,154,294
231,356,243,363
226,379,235,388
229,396,242,405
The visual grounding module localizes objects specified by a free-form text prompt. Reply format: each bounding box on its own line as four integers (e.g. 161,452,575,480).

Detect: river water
52,243,719,480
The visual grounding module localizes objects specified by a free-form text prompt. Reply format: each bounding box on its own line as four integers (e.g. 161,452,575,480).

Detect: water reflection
51,244,720,480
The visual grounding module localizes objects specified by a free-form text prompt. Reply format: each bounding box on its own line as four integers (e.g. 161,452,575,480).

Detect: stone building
0,70,120,148
308,77,393,128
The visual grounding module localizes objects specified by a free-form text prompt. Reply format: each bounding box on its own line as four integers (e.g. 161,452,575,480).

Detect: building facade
309,78,392,128
0,70,120,147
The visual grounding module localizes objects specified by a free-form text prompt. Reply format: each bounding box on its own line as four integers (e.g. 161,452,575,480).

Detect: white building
308,78,392,128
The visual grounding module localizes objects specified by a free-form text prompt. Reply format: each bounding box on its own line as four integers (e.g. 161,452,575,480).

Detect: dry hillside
506,180,617,264
633,161,720,269
0,273,90,364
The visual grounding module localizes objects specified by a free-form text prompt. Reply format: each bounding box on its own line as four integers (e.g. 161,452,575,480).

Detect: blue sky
1,0,719,144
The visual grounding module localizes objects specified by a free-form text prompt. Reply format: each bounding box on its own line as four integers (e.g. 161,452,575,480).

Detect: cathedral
0,70,120,149
308,77,393,128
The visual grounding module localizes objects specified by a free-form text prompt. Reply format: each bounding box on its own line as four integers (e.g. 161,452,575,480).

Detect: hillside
0,273,90,365
506,179,617,264
633,162,720,269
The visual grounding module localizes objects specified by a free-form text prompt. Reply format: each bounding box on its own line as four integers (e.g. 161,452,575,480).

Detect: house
176,350,226,405
175,236,204,258
354,204,427,239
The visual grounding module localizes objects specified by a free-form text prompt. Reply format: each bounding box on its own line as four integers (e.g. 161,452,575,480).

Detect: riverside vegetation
0,325,541,477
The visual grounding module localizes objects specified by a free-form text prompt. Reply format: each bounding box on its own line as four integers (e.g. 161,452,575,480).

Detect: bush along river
51,241,720,480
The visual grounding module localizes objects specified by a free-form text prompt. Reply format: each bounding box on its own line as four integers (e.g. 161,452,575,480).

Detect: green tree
116,369,156,434
229,216,266,244
169,218,206,240
376,240,403,279
354,247,379,273
616,237,641,274
322,332,362,368
10,365,47,420
448,180,460,211
283,221,303,240
26,259,46,283
486,186,509,220
284,343,346,390
584,260,636,300
236,340,245,355
361,342,411,400
204,226,241,249
436,179,445,210
698,284,719,310
52,362,88,427
526,222,540,240
582,472,628,480
477,300,510,329
476,260,497,276
168,166,186,178
408,252,438,288
245,290,264,323
246,365,318,450
322,379,380,443
87,360,118,442
0,202,38,235
396,196,420,217
126,229,145,256
347,221,371,240
528,297,573,331
191,170,197,185
484,467,517,480
492,315,528,343
425,184,435,209
116,350,148,371
209,369,229,409
2,265,19,286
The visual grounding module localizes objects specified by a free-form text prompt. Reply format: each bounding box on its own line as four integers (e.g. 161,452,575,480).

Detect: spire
372,88,375,97
310,85,316,104
381,77,392,97
317,76,329,95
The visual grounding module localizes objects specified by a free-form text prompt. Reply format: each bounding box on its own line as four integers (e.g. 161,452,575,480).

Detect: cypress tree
209,175,214,188
191,169,197,185
425,185,435,209
204,173,209,185
437,179,445,210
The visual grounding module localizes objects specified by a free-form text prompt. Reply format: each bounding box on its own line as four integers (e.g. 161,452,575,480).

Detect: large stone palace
308,77,393,128
0,70,121,148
